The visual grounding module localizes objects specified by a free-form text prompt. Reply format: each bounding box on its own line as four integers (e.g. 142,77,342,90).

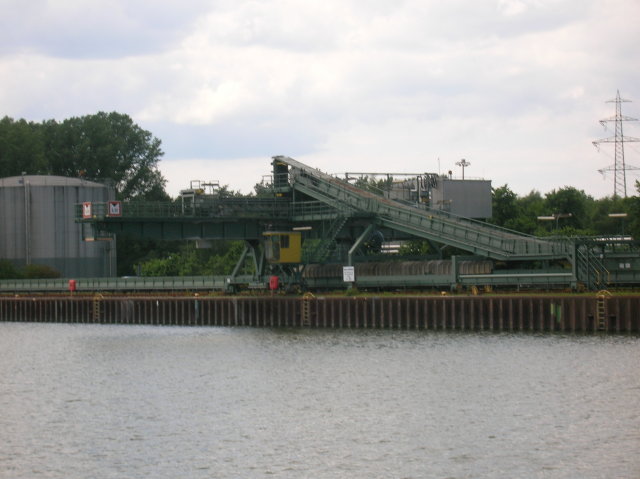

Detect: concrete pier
1,294,638,333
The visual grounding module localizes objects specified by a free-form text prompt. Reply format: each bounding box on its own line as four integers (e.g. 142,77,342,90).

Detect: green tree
116,236,181,276
491,184,519,228
353,175,393,196
138,240,248,277
139,256,180,277
43,112,166,200
398,239,434,256
253,181,275,198
505,190,545,235
0,260,22,279
22,264,61,279
626,181,640,239
0,117,47,177
542,186,594,232
1,112,167,201
587,196,629,236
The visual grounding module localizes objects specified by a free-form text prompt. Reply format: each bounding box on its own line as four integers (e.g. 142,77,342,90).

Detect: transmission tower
593,90,640,197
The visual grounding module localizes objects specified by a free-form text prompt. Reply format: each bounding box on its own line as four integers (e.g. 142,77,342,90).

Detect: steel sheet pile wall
1,295,638,333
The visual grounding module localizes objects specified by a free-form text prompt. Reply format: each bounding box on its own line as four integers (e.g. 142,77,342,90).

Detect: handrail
0,275,258,292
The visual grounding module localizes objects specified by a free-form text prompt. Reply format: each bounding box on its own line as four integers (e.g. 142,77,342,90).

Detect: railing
75,198,346,223
574,243,610,290
290,201,341,218
0,275,258,293
76,198,297,221
75,201,184,219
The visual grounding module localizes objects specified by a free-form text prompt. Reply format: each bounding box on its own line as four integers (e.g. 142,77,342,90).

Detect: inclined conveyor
275,156,571,261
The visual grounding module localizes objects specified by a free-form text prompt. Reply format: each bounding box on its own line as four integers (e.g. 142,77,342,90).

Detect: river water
0,323,638,479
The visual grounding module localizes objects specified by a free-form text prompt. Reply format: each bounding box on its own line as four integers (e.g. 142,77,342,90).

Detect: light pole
537,213,572,232
456,159,470,180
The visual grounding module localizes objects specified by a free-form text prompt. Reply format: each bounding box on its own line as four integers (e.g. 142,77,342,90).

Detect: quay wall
0,294,638,333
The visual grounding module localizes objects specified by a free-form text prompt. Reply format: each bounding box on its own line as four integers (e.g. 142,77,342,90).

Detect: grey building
387,175,492,219
430,178,492,219
0,175,116,278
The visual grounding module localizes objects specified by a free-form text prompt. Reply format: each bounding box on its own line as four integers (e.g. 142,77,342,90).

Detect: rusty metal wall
1,295,638,333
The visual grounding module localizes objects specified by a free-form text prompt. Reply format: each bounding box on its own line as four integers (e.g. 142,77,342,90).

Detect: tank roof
0,175,108,188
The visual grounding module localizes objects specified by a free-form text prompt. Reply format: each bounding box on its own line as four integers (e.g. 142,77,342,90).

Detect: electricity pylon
593,90,640,197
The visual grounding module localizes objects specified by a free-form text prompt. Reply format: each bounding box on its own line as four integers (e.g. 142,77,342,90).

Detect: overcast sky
2,0,639,199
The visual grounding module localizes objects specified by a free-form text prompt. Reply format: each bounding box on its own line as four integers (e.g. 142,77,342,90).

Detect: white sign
82,202,92,219
343,266,355,283
108,201,122,217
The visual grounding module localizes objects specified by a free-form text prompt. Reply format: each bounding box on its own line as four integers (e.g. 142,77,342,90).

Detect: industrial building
0,175,115,278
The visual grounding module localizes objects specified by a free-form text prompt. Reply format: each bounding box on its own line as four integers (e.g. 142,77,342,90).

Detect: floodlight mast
456,159,470,180
593,90,640,198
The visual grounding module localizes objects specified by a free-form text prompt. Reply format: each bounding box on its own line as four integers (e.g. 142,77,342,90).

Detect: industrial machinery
72,156,640,292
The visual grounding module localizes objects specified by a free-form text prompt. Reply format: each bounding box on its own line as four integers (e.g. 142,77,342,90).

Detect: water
0,323,638,479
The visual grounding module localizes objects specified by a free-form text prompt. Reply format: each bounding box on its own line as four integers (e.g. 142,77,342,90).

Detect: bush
0,260,22,279
22,264,61,279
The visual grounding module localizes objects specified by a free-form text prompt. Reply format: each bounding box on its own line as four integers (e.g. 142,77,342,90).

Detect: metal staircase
304,215,349,263
574,243,610,290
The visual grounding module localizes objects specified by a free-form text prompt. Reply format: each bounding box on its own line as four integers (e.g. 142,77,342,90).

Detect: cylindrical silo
0,175,116,278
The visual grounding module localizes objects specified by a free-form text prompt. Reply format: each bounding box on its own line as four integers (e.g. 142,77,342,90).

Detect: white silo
0,175,116,278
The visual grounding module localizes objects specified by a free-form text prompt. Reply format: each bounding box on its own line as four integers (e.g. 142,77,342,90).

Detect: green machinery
76,156,640,291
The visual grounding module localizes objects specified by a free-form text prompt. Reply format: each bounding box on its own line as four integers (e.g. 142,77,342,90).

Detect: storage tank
0,175,116,278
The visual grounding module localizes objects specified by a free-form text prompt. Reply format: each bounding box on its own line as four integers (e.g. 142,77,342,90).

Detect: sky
2,0,640,199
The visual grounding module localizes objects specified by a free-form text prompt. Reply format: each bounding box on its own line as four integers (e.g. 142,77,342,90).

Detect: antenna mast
593,90,640,197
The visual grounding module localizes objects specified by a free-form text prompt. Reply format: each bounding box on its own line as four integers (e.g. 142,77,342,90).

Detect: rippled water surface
0,323,638,478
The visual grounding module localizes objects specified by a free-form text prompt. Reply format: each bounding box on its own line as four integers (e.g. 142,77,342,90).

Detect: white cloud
1,0,640,200
160,156,272,197
0,0,210,58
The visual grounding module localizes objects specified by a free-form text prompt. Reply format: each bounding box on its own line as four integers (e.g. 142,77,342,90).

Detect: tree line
1,112,639,278
0,112,167,200
490,184,640,238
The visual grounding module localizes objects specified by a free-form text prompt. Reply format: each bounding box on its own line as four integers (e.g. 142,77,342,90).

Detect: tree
491,185,519,228
506,190,545,235
353,175,393,196
42,112,166,200
0,117,47,177
1,112,167,201
138,240,247,277
398,239,434,256
0,260,21,279
253,181,275,198
22,264,61,279
543,186,594,232
626,181,640,239
587,196,628,236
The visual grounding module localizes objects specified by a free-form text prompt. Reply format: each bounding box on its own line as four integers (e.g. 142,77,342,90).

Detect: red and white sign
107,201,122,217
82,202,92,219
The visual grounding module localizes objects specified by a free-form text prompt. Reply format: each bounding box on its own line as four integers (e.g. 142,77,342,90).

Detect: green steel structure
69,156,640,292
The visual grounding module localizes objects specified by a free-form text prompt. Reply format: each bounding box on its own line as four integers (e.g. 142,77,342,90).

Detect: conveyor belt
275,156,572,261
